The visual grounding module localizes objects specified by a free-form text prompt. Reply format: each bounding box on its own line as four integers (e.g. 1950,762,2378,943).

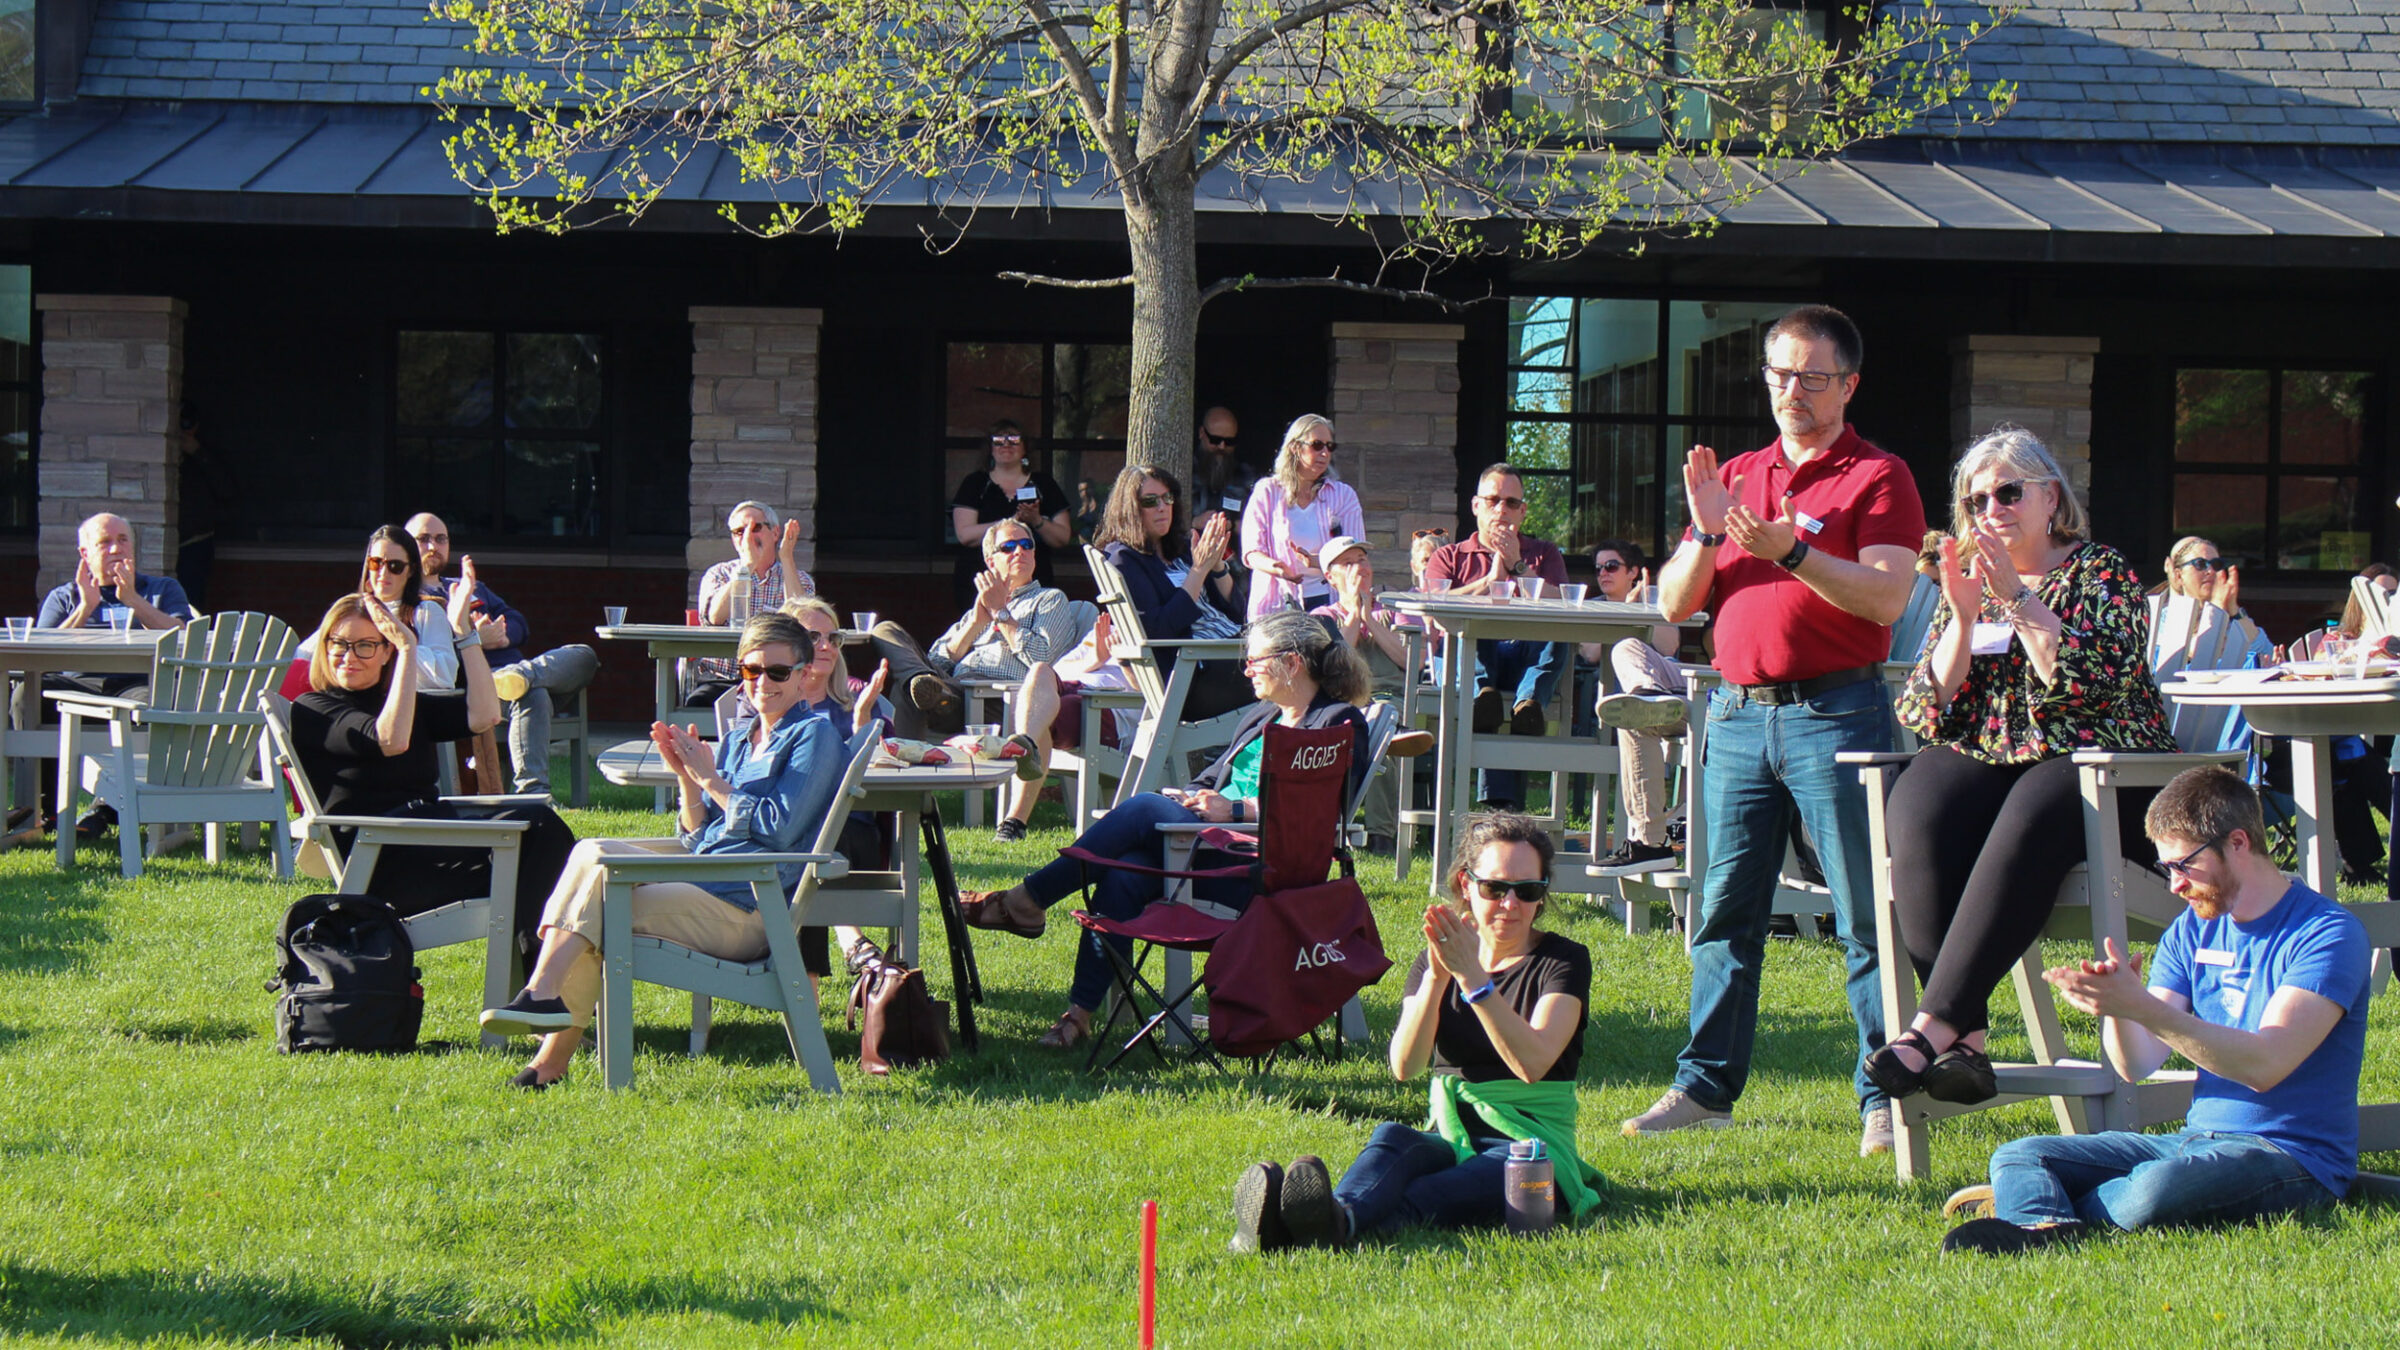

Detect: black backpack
268,893,425,1054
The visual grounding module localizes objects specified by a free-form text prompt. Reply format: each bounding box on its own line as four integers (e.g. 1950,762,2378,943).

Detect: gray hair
1948,425,2089,545
981,516,1034,560
1246,609,1371,706
726,500,781,531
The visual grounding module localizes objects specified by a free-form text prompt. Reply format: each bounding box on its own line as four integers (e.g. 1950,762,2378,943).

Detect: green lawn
5,773,2400,1347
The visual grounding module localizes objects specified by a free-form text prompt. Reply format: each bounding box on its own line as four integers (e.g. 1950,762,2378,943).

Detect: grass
5,768,2400,1347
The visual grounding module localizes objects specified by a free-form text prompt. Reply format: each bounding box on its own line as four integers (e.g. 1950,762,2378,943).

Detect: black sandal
1923,1042,2000,1104
1864,1028,1940,1099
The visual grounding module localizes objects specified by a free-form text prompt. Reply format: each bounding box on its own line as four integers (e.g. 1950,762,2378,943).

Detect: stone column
687,306,823,600
1329,322,1464,580
35,294,185,591
1950,335,2100,492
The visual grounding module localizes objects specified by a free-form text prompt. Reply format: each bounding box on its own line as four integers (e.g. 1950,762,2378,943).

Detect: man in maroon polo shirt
1425,464,1572,808
1620,305,1929,1158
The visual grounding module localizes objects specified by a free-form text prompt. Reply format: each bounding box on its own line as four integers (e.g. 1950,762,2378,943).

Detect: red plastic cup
684,607,703,626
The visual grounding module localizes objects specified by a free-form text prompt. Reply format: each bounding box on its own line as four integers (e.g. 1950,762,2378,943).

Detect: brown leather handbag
845,955,950,1075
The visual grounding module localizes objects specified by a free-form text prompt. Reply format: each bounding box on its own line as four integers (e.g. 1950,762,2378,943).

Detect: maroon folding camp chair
1065,722,1388,1071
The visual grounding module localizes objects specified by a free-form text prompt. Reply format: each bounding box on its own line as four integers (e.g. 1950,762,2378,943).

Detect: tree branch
998,271,1137,290
1196,273,1482,310
1022,0,1137,178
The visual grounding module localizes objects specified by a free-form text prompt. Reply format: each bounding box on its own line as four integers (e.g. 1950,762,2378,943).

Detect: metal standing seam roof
6,102,2400,244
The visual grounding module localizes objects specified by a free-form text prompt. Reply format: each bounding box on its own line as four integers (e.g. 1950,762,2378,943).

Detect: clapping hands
650,720,714,789
973,567,1017,618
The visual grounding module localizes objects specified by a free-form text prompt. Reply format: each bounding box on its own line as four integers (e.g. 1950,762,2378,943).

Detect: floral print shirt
1897,542,2177,765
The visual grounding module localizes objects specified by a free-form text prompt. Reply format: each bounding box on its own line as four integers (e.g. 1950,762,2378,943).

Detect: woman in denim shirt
478,613,846,1090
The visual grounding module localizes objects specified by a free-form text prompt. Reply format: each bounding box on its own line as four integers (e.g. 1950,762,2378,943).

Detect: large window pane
2280,370,2368,467
393,437,493,536
1051,344,1129,440
2173,369,2268,465
504,440,601,537
946,342,1042,436
506,333,602,430
398,333,495,429
1508,297,1576,415
1573,422,1661,557
2276,476,2365,571
0,389,27,530
2173,473,2265,564
1666,301,1783,420
1575,300,1657,416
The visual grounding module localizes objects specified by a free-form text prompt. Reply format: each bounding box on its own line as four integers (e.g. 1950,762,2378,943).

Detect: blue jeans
498,644,600,794
1332,1121,1513,1235
1992,1129,2332,1229
1023,792,1248,1012
1473,639,1565,807
1676,676,1893,1112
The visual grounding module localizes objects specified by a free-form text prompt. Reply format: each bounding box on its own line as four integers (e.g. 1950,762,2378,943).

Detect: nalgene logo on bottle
1293,940,1347,970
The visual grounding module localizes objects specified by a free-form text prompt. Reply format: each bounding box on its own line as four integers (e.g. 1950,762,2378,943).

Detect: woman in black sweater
1092,463,1253,722
282,575,575,957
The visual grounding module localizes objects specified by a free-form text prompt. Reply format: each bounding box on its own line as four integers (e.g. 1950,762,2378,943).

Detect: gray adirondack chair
1083,544,1248,815
50,611,298,879
260,693,534,1050
595,727,882,1092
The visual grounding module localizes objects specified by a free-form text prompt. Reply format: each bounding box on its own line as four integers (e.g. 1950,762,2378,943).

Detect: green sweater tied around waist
1428,1073,1605,1220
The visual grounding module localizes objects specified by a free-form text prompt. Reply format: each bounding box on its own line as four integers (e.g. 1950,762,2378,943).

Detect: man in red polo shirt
1425,464,1572,808
1620,305,1928,1158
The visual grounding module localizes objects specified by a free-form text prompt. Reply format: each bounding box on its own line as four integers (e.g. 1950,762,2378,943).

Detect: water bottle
728,573,753,626
1503,1138,1556,1236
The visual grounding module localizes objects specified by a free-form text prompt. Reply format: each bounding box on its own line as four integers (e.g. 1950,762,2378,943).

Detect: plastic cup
1644,584,1661,609
852,612,880,632
1559,583,1588,604
4,617,27,640
108,610,133,640
966,723,1001,739
1490,579,1516,602
1518,577,1546,601
603,605,628,627
1427,578,1453,594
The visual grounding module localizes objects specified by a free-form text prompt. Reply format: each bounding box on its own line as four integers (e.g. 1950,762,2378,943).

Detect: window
0,264,30,531
2171,367,2375,573
943,339,1129,538
1511,4,1830,143
1505,297,1784,562
0,0,32,105
393,330,605,542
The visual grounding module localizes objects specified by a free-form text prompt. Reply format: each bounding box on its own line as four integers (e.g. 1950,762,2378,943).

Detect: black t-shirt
289,687,474,818
951,469,1070,596
1403,931,1591,1084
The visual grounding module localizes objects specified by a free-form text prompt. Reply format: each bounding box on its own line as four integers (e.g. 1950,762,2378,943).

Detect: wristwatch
1775,540,1811,572
1695,530,1727,548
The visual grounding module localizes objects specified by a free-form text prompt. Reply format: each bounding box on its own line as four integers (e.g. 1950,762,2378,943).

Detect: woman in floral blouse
1872,427,2176,1106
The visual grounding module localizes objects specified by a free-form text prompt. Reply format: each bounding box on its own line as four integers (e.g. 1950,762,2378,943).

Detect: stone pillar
35,295,184,591
1329,322,1464,581
1950,335,2100,492
687,306,823,600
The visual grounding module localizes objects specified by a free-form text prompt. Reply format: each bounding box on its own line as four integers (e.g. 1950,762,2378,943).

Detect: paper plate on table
2282,660,2340,678
2174,669,2231,684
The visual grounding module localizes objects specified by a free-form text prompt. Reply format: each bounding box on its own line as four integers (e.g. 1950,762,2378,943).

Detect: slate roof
78,1,479,104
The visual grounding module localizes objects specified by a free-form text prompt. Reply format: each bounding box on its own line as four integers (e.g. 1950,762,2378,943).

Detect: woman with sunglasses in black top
478,612,854,1088
1232,812,1604,1250
950,418,1073,609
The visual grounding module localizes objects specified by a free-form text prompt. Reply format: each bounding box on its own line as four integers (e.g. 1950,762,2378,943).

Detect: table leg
2292,733,2340,900
9,668,35,815
651,650,677,812
1432,630,1470,896
917,798,983,1051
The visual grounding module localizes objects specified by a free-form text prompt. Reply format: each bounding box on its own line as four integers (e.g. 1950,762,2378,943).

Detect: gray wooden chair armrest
44,691,145,714
313,813,533,835
1834,751,1916,766
440,793,556,809
591,850,845,873
1137,638,1244,658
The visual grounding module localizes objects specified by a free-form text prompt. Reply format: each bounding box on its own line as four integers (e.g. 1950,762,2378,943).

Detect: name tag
1970,622,2013,655
2195,948,2236,967
1222,496,1243,513
1794,510,1826,536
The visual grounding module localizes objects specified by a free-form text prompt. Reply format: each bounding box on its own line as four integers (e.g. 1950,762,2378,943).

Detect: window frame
2165,361,2382,580
387,323,616,548
0,260,33,535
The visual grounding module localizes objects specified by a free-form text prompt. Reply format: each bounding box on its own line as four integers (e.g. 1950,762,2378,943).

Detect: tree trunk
1124,179,1200,491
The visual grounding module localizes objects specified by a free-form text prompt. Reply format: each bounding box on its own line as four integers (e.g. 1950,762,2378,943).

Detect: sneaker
994,817,1028,843
1941,1184,1996,1220
1472,686,1506,734
1230,1161,1291,1253
1860,1103,1895,1157
1510,699,1547,737
491,668,531,703
1622,1087,1732,1136
1000,731,1045,781
1940,1217,2082,1256
1593,840,1676,876
1278,1155,1349,1249
1385,729,1435,758
1597,691,1687,732
478,989,575,1037
909,674,965,734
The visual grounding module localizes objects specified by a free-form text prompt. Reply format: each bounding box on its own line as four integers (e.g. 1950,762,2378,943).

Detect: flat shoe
1278,1155,1347,1248
1036,1010,1090,1049
1923,1042,2000,1104
1863,1028,1938,1099
508,1066,564,1091
1230,1161,1290,1253
958,889,1045,940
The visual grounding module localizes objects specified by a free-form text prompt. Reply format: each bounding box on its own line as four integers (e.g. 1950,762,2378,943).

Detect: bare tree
433,0,2010,482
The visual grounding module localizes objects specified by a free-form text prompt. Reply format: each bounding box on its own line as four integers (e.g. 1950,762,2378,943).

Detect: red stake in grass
1138,1199,1158,1349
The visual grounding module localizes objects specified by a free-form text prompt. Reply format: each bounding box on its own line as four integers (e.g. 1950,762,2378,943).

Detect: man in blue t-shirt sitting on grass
1941,765,2372,1255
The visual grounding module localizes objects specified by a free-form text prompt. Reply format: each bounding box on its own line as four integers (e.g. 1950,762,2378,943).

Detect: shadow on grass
0,869,111,974
0,1261,503,1348
116,1015,257,1046
528,1270,843,1337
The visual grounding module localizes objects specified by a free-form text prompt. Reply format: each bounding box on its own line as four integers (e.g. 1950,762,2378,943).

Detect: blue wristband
1461,979,1498,1005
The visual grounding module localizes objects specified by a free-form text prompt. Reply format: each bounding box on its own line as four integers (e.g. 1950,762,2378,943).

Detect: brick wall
35,294,185,591
1329,322,1463,583
688,306,823,599
1950,335,2101,490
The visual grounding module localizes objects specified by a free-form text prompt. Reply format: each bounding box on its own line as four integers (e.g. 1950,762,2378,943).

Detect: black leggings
1885,746,2154,1035
348,801,578,958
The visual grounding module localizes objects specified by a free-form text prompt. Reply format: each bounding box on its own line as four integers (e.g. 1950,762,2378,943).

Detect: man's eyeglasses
1761,365,1852,393
1961,480,2030,517
739,662,798,684
1595,559,1631,574
1139,492,1176,510
1468,874,1550,903
1477,494,1526,511
732,522,774,537
411,533,448,547
2155,834,2227,882
365,557,411,576
325,637,390,658
993,537,1037,555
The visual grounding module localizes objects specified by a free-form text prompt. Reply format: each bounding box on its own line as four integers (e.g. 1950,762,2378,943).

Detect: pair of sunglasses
364,557,410,576
1301,438,1336,453
1139,492,1176,509
2178,556,2224,574
1413,528,1450,540
993,537,1037,555
1204,432,1237,447
1595,560,1633,574
740,662,797,684
1961,480,2030,517
1468,874,1550,903
2153,834,2226,882
1478,494,1526,510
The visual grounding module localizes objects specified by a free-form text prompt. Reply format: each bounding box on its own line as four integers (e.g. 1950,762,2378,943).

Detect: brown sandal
959,889,1045,940
1036,1010,1091,1049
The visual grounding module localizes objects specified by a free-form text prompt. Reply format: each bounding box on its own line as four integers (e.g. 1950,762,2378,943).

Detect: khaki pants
1607,639,1689,847
540,838,771,1028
